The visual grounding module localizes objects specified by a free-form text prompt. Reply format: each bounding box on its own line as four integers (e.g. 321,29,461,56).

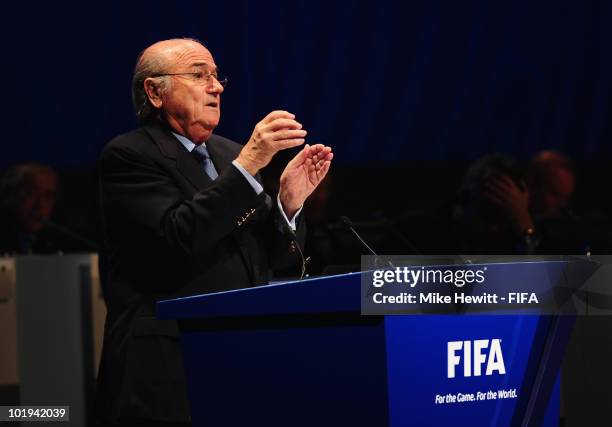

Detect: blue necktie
192,144,219,180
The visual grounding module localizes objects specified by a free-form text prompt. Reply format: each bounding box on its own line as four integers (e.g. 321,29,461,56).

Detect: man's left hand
279,144,333,218
484,175,534,234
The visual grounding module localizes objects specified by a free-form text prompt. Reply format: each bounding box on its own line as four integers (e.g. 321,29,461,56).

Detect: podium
158,263,581,427
0,255,106,427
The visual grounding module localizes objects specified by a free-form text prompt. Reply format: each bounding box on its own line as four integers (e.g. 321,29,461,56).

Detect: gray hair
131,38,205,123
132,53,170,123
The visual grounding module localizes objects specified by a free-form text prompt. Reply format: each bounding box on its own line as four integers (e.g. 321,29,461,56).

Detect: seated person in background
485,150,589,254
527,150,575,220
526,150,589,253
0,162,59,254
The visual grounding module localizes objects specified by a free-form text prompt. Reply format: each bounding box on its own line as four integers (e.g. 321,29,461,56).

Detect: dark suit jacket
95,120,303,423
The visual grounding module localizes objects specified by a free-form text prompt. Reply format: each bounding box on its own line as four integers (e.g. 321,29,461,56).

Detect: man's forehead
146,40,216,68
174,44,216,68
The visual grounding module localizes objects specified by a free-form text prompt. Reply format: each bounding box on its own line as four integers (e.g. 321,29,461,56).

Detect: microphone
339,216,393,297
339,216,378,256
43,220,99,251
339,215,395,268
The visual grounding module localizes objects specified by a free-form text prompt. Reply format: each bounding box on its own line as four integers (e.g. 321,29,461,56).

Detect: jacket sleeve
261,195,307,274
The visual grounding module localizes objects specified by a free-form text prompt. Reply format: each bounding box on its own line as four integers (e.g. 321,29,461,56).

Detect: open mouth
206,101,218,108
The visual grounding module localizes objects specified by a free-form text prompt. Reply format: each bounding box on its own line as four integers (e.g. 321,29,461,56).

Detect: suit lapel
144,121,213,191
175,144,213,191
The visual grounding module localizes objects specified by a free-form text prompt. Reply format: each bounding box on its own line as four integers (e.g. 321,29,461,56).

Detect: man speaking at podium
95,38,333,427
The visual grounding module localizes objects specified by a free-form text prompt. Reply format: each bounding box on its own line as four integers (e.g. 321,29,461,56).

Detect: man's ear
144,78,164,109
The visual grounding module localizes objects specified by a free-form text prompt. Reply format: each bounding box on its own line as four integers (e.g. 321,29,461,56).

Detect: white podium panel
0,258,17,385
0,255,106,427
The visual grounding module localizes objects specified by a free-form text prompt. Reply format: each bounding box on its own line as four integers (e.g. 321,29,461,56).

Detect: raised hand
484,175,534,233
235,111,307,175
279,144,333,218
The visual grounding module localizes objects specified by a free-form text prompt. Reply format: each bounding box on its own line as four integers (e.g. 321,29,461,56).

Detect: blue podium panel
384,315,552,427
158,264,575,427
180,315,390,426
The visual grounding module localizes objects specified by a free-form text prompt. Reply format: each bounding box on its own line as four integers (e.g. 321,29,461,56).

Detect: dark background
3,0,612,256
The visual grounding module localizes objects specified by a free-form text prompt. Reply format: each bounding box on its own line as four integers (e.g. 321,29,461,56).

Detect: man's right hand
235,111,307,175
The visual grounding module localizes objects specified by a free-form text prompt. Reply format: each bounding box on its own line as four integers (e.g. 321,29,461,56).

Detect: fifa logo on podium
447,339,506,378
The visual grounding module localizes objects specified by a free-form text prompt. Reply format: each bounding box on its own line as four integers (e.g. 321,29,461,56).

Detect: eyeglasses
152,70,228,88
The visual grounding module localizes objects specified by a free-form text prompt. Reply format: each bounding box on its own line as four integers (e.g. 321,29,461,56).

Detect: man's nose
207,77,225,94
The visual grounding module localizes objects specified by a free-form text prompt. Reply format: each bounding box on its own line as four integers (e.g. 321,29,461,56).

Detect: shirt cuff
232,160,263,195
277,194,303,231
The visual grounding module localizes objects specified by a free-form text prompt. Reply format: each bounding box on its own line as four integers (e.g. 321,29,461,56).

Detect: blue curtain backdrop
4,0,612,168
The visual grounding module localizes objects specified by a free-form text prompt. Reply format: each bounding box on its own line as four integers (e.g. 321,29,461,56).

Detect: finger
276,138,306,150
308,149,331,167
307,143,326,152
486,178,516,195
484,187,510,203
314,151,333,163
487,176,509,188
270,129,307,141
307,144,331,156
485,186,504,197
310,160,331,184
313,154,333,174
319,148,333,162
318,160,331,177
485,181,506,195
265,118,303,131
316,155,332,169
262,110,295,123
484,191,504,206
497,175,520,191
306,158,316,173
308,161,319,179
